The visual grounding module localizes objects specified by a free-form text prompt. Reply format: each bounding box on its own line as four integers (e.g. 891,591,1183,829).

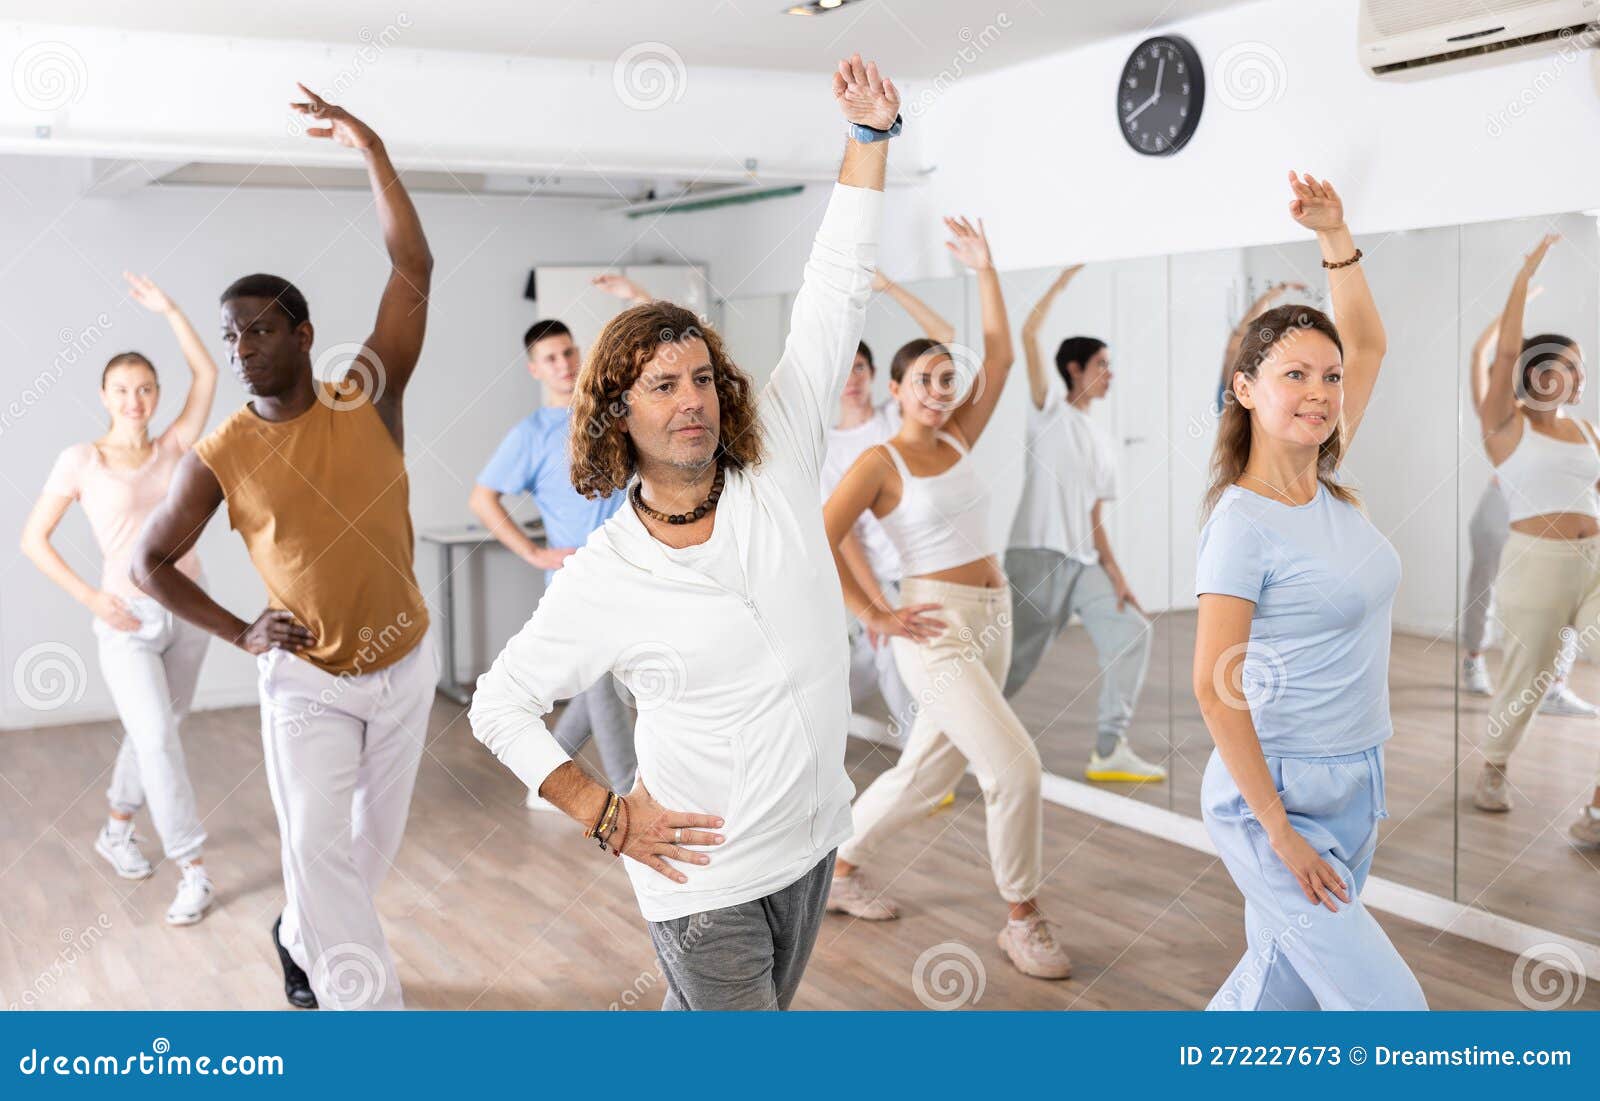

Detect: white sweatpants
258,633,437,1011
98,593,209,863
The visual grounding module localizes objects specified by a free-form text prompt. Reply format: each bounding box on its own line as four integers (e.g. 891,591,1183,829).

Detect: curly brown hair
1203,303,1358,519
568,301,765,499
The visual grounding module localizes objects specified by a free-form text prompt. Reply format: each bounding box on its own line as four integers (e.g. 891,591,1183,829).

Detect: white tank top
874,432,992,576
1495,416,1600,523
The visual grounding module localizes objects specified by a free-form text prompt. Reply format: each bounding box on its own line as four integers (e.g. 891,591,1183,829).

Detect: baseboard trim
846,725,1599,981
1035,771,1600,981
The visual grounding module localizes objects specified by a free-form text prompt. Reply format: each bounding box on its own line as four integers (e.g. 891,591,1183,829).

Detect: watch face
1118,36,1204,156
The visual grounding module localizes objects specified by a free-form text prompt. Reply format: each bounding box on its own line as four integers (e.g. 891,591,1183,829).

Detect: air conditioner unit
1360,0,1600,78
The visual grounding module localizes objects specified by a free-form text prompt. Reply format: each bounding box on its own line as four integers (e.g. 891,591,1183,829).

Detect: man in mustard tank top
133,85,435,1011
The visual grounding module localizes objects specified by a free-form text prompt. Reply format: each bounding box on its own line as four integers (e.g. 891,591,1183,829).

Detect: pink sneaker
998,914,1072,979
825,872,899,921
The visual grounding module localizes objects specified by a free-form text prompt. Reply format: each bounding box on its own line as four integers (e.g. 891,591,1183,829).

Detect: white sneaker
524,789,564,814
165,864,214,926
1540,684,1598,718
1085,737,1168,783
94,823,152,880
1462,655,1493,697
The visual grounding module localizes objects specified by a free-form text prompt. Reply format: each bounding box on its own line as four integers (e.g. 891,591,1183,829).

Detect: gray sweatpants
1463,479,1510,654
551,676,637,791
1002,547,1151,754
645,850,835,1011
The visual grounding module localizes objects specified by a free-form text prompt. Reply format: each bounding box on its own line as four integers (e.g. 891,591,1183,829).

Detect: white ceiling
6,0,1246,77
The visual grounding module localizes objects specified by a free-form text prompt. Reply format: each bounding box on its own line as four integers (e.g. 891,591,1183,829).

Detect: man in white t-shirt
1003,265,1166,784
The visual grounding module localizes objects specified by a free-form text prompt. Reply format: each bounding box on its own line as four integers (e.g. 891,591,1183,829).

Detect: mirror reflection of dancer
1192,173,1426,1010
22,274,220,926
1217,281,1310,413
823,275,955,749
1460,290,1594,717
469,283,652,810
822,217,1074,980
1002,264,1166,784
1471,235,1600,841
134,87,437,1010
471,54,899,1011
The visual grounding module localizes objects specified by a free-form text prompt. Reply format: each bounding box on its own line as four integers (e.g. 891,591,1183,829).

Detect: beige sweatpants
1483,531,1600,779
839,578,1044,903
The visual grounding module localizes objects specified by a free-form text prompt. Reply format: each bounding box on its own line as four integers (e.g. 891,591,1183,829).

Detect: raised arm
1219,281,1307,401
760,54,895,480
1022,265,1082,409
123,273,219,449
292,83,433,440
1470,284,1544,414
1481,236,1557,457
592,273,653,306
947,216,1013,442
1288,172,1384,448
872,272,954,343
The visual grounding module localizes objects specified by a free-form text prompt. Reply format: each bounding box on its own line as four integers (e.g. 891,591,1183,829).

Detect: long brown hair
1203,303,1358,518
568,301,765,499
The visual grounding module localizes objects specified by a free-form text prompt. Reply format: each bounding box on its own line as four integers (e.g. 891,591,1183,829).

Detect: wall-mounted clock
1117,35,1204,156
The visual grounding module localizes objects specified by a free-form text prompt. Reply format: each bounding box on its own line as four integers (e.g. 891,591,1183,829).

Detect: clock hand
1126,91,1159,122
1154,56,1166,101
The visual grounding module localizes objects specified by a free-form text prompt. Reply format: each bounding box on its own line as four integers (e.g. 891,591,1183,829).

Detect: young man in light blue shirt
470,278,649,806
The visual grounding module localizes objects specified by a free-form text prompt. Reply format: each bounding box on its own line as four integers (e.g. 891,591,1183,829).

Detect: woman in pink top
21,273,220,926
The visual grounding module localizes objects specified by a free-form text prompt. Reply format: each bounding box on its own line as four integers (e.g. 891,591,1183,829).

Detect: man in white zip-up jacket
470,54,900,1010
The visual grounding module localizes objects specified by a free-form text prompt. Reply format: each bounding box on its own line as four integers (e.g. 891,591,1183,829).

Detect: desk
419,521,544,704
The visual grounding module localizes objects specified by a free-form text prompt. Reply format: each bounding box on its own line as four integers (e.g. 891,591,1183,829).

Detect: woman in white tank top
1471,233,1600,845
819,216,1072,980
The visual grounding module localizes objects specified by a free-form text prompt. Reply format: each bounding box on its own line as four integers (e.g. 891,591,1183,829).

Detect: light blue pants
1201,746,1428,1011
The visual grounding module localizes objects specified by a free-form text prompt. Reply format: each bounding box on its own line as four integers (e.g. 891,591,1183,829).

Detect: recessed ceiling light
784,0,864,14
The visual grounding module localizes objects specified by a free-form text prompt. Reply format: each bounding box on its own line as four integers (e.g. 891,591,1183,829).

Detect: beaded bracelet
1322,248,1363,270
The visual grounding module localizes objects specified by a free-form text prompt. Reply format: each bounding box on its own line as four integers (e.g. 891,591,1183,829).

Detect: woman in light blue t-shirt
1191,171,1426,1011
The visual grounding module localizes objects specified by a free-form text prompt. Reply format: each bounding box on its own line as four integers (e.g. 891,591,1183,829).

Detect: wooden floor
1015,608,1600,946
1,685,1595,1010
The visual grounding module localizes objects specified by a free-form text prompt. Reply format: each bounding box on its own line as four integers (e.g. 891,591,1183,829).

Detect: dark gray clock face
1118,36,1203,156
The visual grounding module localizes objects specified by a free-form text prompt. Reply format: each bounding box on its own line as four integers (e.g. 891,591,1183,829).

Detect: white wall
0,154,637,727
920,0,1600,272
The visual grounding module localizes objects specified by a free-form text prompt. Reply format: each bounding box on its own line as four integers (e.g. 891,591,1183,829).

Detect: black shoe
272,915,318,1009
